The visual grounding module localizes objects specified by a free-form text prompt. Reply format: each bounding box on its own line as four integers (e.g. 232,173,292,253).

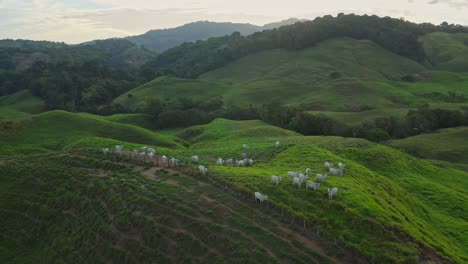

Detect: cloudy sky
1,0,468,43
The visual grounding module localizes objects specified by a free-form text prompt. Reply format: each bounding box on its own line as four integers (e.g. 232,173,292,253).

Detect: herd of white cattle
101,140,343,206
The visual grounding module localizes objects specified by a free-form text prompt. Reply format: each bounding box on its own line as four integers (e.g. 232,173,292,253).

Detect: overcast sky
1,0,468,43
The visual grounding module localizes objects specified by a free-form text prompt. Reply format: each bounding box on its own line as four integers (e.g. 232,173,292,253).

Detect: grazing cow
115,145,124,155
102,148,109,155
191,155,199,163
140,146,148,153
171,158,179,167
247,159,254,166
292,177,303,189
306,181,320,191
199,165,208,176
338,162,346,170
147,152,154,161
329,168,343,176
298,173,306,180
138,152,146,161
162,155,168,166
236,160,245,167
316,174,328,182
147,148,155,154
254,192,268,204
271,175,282,185
241,152,248,159
242,144,249,149
324,162,333,169
305,168,311,177
275,141,280,148
287,171,297,179
225,159,233,165
328,187,339,200
216,158,224,165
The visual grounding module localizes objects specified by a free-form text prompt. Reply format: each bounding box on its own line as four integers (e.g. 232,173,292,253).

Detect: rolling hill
125,19,303,53
387,126,468,165
115,37,468,114
421,32,468,72
0,90,45,121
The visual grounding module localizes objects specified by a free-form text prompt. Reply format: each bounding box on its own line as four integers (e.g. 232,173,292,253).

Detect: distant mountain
125,19,303,53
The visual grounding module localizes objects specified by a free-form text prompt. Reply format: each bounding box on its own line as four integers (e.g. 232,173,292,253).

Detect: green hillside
176,119,468,263
387,126,468,164
421,32,468,72
0,110,179,155
0,90,45,121
117,37,468,114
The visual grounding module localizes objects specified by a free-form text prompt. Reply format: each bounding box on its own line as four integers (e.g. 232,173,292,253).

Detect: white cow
328,187,339,200
287,171,297,179
115,145,124,155
225,159,233,165
162,155,168,166
147,152,154,161
191,155,199,163
306,181,320,191
254,192,268,204
216,158,224,165
138,152,146,161
338,162,346,170
140,146,148,153
241,152,248,159
242,144,249,149
102,148,109,155
147,148,155,154
316,174,328,182
292,177,303,189
171,158,179,167
247,158,254,166
329,168,343,176
236,160,246,167
199,165,208,176
271,175,282,185
324,162,333,169
275,141,280,148
305,168,311,177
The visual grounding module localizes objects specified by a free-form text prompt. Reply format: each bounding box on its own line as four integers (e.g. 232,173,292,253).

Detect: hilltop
125,19,303,53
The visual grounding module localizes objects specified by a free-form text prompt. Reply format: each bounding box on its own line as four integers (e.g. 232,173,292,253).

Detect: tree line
142,14,468,79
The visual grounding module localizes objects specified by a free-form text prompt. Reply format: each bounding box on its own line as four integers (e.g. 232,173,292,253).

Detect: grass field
0,90,45,121
1,112,467,263
421,32,468,72
115,37,468,119
174,118,468,263
387,126,468,164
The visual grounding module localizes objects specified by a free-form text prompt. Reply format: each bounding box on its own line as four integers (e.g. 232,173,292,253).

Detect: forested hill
0,38,156,111
143,14,468,79
125,19,303,53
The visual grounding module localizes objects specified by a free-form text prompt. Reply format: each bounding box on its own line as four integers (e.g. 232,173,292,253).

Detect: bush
364,128,391,142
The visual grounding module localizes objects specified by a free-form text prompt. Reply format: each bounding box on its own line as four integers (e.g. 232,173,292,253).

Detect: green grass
115,37,468,116
0,110,180,155
0,90,45,121
421,32,468,72
174,118,467,263
0,154,336,263
387,127,468,164
81,112,158,131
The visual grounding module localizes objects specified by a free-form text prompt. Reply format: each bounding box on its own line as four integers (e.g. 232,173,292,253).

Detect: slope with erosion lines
175,118,468,263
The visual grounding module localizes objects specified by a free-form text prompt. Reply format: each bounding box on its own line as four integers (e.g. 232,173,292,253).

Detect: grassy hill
1,114,467,263
117,38,468,114
387,127,468,164
0,110,179,155
0,90,45,121
174,118,467,263
421,32,468,72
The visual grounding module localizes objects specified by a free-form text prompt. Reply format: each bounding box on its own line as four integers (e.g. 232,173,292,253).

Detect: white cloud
0,0,467,43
